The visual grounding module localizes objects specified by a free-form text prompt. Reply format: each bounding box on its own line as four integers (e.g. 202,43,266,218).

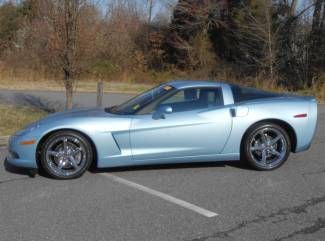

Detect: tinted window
159,87,223,113
107,84,175,114
161,88,199,105
231,85,279,103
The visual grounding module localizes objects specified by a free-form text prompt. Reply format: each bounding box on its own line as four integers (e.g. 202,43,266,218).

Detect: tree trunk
64,70,74,109
65,85,73,110
309,0,324,86
268,29,274,82
265,2,274,84
312,0,322,32
320,3,325,30
290,0,297,17
148,0,153,24
63,0,79,109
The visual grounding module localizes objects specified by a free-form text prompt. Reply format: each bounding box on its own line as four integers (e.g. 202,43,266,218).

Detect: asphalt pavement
0,90,325,241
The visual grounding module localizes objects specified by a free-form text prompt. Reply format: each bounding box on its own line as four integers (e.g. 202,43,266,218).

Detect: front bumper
7,135,38,169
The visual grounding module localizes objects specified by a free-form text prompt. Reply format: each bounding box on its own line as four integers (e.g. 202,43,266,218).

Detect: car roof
167,80,226,89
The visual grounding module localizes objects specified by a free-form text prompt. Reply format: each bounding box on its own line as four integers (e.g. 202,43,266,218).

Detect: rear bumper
293,100,318,153
294,143,312,153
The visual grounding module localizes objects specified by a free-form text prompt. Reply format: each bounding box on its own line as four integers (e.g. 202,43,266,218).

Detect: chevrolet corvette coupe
7,80,318,179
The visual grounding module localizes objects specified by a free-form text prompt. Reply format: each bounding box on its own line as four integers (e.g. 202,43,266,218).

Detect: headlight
23,122,40,131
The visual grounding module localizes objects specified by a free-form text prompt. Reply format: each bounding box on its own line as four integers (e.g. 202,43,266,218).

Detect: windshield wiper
104,106,116,113
105,106,130,115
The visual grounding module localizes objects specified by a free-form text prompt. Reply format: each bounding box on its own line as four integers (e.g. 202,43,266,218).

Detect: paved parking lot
0,91,325,241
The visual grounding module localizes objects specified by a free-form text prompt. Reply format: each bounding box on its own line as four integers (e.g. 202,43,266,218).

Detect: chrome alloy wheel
45,136,87,177
249,127,287,169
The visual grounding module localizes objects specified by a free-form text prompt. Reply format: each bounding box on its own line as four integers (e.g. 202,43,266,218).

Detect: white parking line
100,173,218,218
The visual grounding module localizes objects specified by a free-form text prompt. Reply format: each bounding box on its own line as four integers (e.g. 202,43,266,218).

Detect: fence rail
0,136,9,147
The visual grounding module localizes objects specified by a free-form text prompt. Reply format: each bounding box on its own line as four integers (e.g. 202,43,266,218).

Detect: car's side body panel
6,80,318,170
129,106,233,163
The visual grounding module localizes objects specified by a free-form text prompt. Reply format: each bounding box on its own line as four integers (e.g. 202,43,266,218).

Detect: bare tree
101,0,144,76
234,0,280,84
58,0,81,109
167,0,224,68
36,0,103,109
61,0,84,109
34,0,86,109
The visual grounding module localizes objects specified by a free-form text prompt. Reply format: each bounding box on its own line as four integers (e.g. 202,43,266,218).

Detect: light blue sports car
7,80,318,179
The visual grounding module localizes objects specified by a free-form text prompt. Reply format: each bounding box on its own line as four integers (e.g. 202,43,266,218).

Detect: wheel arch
240,119,297,156
36,128,98,169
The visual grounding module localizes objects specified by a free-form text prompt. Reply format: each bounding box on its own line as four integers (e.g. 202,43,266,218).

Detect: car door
130,87,233,162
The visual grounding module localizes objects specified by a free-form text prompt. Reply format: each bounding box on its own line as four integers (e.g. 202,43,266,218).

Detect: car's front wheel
40,131,93,179
243,122,291,170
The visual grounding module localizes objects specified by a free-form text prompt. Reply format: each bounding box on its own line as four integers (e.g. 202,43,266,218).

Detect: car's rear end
229,84,318,154
295,96,318,152
250,95,318,153
259,95,317,153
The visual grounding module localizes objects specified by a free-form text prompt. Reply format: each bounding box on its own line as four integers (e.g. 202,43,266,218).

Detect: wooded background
0,0,324,108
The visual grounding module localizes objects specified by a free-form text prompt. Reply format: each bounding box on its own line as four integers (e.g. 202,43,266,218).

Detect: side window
158,87,223,113
161,89,199,105
161,91,185,104
199,88,224,107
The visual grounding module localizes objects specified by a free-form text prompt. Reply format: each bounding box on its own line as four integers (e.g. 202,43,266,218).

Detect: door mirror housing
152,105,173,119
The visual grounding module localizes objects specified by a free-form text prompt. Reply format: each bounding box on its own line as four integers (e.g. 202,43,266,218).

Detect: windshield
107,84,175,115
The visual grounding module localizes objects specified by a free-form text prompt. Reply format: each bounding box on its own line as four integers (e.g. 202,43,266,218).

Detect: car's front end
7,121,42,169
5,107,130,173
6,108,100,170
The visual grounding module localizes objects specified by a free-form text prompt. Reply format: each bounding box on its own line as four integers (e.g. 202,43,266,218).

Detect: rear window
231,85,279,103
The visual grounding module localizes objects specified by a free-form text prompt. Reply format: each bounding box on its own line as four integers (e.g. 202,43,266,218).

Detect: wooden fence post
97,80,104,107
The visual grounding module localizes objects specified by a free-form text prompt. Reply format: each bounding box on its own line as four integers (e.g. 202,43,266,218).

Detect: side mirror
152,105,173,120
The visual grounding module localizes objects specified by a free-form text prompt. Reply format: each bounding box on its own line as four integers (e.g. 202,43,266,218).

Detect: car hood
38,107,112,124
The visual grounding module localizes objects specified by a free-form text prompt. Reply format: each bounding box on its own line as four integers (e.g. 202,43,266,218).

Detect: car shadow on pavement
92,160,252,174
3,158,253,179
4,158,37,178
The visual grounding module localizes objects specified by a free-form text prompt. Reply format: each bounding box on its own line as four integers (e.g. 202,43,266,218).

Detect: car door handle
230,108,236,117
230,106,249,117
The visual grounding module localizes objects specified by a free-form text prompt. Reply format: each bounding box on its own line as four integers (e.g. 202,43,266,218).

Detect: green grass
0,104,47,137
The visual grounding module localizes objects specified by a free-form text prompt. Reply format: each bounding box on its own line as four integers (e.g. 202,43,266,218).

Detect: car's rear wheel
243,122,291,170
40,131,93,179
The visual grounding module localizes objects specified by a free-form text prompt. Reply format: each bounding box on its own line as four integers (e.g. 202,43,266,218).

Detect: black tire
40,131,93,179
243,122,291,171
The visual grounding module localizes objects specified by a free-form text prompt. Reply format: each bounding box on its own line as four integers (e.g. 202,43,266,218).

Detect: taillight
294,113,307,118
